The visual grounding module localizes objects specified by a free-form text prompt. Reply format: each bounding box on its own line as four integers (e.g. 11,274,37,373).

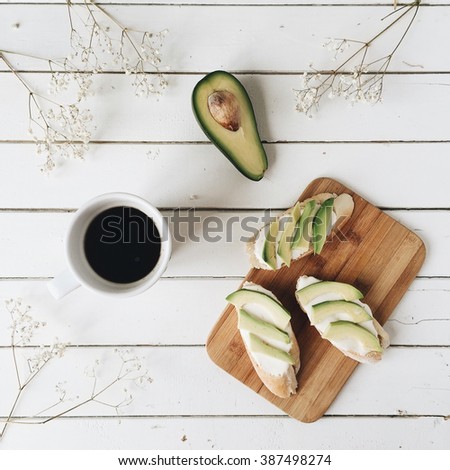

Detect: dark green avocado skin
192,71,268,181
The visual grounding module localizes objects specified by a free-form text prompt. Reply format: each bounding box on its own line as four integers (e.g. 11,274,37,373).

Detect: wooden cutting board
206,177,426,423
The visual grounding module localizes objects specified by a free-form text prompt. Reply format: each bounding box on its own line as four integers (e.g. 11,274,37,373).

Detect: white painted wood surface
0,0,449,450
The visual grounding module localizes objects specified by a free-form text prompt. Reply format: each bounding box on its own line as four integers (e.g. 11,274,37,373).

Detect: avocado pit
208,90,241,132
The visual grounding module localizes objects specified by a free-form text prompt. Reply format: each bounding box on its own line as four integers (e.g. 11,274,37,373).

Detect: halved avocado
192,71,268,181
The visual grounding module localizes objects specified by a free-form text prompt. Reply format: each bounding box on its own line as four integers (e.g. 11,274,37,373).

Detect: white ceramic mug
48,193,172,299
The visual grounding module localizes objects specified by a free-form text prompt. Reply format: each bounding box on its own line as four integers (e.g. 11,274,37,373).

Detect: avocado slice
226,288,291,329
262,219,280,270
248,333,294,365
291,200,318,251
296,281,364,306
323,321,382,353
310,300,372,326
238,309,291,344
192,71,268,181
312,198,334,254
277,202,302,267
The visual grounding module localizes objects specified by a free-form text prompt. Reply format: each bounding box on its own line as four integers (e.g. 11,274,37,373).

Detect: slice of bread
295,276,389,364
229,282,300,398
246,324,300,397
247,193,354,270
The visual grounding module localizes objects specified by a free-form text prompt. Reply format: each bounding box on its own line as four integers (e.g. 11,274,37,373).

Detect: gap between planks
0,344,447,349
1,70,450,75
0,275,448,280
0,2,446,7
0,207,450,212
0,414,447,420
3,139,450,145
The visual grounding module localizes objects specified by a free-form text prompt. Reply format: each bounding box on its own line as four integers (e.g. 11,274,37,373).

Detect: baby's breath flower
1,300,152,439
27,341,68,374
66,2,168,98
294,1,421,116
1,1,169,174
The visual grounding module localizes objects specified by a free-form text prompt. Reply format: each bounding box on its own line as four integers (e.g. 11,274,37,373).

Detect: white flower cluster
6,298,69,374
130,31,169,97
1,1,169,174
68,2,169,98
5,299,67,360
6,298,44,345
27,341,68,374
115,348,153,387
294,1,421,117
28,101,92,173
49,66,94,102
2,299,152,438
322,38,351,61
294,65,384,117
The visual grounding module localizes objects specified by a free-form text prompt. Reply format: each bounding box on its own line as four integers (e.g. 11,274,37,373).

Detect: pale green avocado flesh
323,321,382,353
262,219,280,270
296,281,364,306
248,333,295,365
238,309,291,344
291,200,317,251
310,300,372,325
312,198,334,254
192,71,268,181
226,288,291,329
277,202,301,267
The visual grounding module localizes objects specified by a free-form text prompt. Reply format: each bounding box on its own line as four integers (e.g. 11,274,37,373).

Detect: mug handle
48,269,81,300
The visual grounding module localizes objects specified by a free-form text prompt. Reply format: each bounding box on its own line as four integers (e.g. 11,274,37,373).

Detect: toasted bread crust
341,318,389,363
373,318,390,349
340,349,383,364
248,193,354,270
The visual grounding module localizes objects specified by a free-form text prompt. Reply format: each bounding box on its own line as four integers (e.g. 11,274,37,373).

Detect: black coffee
84,206,162,284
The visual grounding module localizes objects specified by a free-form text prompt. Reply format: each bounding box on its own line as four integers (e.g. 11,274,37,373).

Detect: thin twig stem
322,1,420,80
295,0,421,115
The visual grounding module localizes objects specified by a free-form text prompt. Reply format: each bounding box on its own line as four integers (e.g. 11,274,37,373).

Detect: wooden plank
0,1,448,6
0,346,449,417
1,74,450,142
0,278,448,346
386,278,450,345
0,5,446,72
206,178,426,422
0,142,449,209
0,416,448,450
0,208,445,278
0,278,230,347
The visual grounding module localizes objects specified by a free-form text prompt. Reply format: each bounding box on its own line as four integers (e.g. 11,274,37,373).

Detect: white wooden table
1,0,449,450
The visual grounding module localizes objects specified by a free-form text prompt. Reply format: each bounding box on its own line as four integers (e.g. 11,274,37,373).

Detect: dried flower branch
0,52,92,173
0,299,151,439
66,0,169,97
294,0,421,117
0,1,168,172
0,299,69,438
